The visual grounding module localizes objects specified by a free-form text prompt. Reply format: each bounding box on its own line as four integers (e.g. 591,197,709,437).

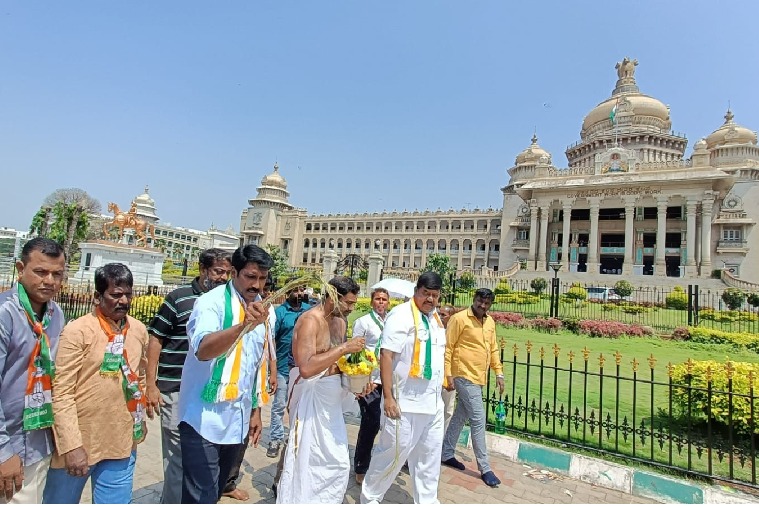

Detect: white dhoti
360,407,444,504
276,369,351,504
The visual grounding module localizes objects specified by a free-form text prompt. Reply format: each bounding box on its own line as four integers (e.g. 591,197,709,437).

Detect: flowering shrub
670,360,759,435
530,317,562,333
495,292,540,305
354,297,402,314
688,327,759,354
130,294,164,325
699,308,757,322
665,286,688,310
494,279,512,295
563,283,587,301
577,320,653,338
671,327,690,341
489,311,526,327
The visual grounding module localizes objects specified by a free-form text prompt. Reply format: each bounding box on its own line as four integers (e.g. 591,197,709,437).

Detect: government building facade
239,59,759,285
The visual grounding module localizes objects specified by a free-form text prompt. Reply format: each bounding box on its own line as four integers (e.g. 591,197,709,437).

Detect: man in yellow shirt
441,288,504,488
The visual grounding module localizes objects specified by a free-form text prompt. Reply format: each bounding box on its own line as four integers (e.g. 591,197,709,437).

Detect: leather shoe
441,457,465,470
481,471,501,487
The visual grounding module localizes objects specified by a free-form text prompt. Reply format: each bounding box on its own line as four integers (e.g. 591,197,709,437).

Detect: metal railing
484,342,757,489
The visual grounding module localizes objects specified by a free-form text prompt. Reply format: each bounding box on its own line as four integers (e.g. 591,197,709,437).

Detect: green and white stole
201,282,246,403
409,302,442,380
369,311,385,357
17,284,55,431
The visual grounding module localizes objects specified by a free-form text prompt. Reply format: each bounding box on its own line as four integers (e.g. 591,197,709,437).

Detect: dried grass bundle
223,272,341,358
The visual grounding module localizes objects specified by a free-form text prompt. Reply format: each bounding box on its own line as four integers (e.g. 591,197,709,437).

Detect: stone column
623,197,636,275
655,197,668,276
701,197,714,276
561,201,573,271
537,205,550,271
322,249,339,283
587,198,600,274
685,200,698,276
367,249,384,288
528,202,538,269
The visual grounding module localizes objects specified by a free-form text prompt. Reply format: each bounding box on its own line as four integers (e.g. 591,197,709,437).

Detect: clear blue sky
2,1,758,232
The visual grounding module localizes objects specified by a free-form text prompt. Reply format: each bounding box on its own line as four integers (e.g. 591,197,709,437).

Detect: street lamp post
549,262,562,318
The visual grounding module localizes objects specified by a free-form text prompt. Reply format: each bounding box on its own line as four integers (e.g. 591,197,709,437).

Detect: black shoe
441,457,465,471
481,471,501,488
272,483,277,498
267,441,281,458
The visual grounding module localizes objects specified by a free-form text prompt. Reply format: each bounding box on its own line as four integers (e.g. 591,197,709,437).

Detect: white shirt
380,300,446,415
352,310,386,383
179,283,267,445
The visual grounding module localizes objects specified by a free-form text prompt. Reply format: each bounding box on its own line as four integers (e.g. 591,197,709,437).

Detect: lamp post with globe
549,262,562,318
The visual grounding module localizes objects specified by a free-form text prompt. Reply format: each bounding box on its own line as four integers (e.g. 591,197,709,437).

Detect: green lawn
488,326,758,485
451,293,759,335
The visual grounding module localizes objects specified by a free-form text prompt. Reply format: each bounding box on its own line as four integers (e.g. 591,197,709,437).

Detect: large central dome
580,58,672,141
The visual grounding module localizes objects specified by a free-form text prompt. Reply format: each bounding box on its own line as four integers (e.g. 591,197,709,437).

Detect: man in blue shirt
178,244,272,504
266,281,310,459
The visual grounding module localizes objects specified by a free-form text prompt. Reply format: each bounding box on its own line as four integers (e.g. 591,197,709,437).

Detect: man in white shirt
178,245,272,504
351,287,389,484
361,272,446,504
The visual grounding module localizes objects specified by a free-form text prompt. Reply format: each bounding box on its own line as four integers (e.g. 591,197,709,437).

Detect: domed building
240,58,759,285
131,185,159,224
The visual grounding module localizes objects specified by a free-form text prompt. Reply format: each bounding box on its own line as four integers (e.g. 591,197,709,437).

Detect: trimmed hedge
687,326,759,354
130,294,164,325
670,360,759,435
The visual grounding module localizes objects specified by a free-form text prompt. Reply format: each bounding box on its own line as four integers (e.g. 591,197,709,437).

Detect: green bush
130,294,164,325
495,291,540,305
563,283,587,301
494,278,511,295
721,288,746,310
613,280,634,299
457,271,476,291
747,293,759,308
688,327,759,354
665,286,688,310
670,360,759,435
530,277,548,296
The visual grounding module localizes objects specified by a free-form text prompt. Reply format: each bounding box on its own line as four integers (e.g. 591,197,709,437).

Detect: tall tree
264,244,290,284
421,253,456,300
29,188,101,271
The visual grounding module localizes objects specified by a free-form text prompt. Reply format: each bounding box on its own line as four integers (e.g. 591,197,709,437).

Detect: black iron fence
454,280,759,334
485,340,758,490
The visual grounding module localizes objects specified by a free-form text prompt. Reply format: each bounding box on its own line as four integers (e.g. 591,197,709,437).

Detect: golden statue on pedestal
103,201,156,247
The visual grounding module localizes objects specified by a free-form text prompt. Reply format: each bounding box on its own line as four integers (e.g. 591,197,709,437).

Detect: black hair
199,248,231,269
231,244,273,273
94,263,133,294
416,272,443,291
328,276,360,298
21,237,65,263
474,288,495,302
370,287,389,299
265,272,275,288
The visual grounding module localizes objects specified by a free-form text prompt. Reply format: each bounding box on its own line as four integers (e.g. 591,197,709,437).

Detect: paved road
80,405,655,504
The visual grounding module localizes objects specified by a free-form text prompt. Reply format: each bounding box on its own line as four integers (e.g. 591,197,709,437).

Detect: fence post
694,284,700,327
687,284,693,326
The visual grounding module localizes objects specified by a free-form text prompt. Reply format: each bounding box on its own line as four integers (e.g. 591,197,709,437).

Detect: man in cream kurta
361,272,446,504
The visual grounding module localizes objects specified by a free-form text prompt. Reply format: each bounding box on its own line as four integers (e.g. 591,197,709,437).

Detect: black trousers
179,422,246,504
354,387,382,475
223,440,248,493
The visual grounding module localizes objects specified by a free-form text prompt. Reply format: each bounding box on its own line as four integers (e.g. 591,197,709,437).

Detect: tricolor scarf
201,282,247,403
96,309,145,441
409,302,443,380
252,318,271,409
369,311,385,357
17,284,55,431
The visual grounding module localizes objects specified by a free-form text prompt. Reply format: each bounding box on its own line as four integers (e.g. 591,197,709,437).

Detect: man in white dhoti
361,272,447,504
276,276,367,504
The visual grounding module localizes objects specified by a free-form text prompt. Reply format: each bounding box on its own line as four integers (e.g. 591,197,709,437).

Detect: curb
475,432,758,504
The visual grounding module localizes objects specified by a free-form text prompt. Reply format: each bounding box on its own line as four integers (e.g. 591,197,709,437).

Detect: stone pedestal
73,241,165,286
322,249,339,283
367,250,384,288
